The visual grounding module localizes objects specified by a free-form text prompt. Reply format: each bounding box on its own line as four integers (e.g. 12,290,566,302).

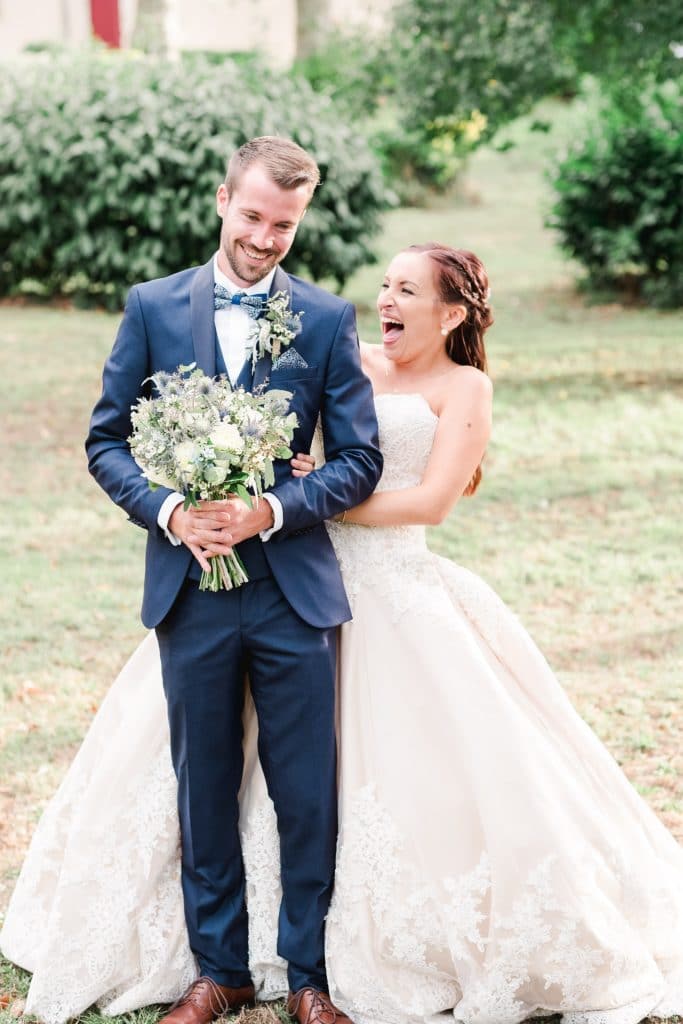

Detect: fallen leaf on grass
17,682,49,703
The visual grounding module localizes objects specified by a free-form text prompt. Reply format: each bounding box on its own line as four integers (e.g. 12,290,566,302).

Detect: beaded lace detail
326,786,682,1024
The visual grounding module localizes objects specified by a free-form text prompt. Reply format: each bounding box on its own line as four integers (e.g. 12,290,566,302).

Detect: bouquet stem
199,551,249,592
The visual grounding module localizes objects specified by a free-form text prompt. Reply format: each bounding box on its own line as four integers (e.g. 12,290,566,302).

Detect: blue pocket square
272,348,309,371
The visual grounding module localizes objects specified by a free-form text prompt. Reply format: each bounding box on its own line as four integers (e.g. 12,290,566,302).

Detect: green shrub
0,53,389,309
372,109,491,200
292,29,389,119
550,81,683,307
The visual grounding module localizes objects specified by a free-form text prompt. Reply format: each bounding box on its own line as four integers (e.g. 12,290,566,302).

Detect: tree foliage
388,0,683,138
391,0,569,142
333,0,683,188
548,0,683,86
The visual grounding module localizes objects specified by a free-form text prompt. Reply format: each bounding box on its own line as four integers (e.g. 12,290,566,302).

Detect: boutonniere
250,291,304,370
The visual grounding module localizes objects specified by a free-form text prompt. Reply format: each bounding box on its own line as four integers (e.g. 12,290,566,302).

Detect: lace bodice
327,393,438,611
370,392,438,491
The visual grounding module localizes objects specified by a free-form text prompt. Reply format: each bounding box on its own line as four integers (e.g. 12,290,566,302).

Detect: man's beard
224,239,280,284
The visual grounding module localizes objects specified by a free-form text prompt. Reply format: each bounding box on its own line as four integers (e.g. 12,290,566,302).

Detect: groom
86,137,382,1024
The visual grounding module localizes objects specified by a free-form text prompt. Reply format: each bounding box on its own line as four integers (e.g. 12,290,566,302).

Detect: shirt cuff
260,493,283,541
158,493,185,545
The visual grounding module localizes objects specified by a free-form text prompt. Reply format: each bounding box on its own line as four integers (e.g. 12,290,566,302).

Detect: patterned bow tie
214,283,268,319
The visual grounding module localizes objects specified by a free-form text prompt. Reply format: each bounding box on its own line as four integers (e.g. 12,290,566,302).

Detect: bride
2,244,683,1024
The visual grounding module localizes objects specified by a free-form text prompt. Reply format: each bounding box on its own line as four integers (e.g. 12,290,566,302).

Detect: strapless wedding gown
2,394,683,1024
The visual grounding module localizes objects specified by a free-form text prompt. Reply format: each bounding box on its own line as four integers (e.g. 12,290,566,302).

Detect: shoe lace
171,977,232,1016
288,989,342,1024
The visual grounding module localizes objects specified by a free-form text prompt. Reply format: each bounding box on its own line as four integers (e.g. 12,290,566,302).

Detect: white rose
210,422,244,453
175,440,200,473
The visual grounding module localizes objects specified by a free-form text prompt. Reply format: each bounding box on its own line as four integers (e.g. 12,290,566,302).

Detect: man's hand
185,497,275,557
167,504,217,572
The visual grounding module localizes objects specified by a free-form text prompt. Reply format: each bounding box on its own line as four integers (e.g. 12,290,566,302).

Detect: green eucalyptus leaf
235,483,253,507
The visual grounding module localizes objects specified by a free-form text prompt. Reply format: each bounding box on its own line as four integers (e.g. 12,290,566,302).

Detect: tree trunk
131,0,176,56
296,0,333,59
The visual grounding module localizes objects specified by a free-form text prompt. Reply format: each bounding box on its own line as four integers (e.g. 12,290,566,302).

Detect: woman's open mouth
381,317,404,344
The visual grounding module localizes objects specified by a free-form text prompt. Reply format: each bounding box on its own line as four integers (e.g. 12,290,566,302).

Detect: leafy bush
0,53,389,309
292,29,389,119
550,82,683,307
372,109,491,199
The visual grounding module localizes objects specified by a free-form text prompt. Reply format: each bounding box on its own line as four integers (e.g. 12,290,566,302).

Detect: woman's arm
344,369,492,527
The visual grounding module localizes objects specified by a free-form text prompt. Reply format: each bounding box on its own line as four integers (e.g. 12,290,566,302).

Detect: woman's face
377,251,453,365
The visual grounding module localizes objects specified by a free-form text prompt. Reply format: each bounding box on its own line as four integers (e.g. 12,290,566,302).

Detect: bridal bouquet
129,364,297,592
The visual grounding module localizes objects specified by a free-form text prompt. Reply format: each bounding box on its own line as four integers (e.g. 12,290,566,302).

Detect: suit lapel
234,355,254,391
253,266,292,391
190,259,217,377
270,265,292,305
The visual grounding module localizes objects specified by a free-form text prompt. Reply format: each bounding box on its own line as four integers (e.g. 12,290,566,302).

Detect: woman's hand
290,452,316,478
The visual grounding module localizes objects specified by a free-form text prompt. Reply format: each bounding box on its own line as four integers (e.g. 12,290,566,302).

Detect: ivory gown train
2,393,683,1024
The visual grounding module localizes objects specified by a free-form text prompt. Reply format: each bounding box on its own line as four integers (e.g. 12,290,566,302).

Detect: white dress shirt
213,257,276,384
157,255,283,544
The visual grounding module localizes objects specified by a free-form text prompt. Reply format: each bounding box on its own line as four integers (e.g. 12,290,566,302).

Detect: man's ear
216,182,229,216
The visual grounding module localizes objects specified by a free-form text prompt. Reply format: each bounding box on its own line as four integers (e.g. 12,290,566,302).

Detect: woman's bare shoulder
433,364,492,419
360,340,382,375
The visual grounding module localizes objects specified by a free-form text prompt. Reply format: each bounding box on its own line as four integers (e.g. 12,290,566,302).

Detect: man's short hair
225,136,321,200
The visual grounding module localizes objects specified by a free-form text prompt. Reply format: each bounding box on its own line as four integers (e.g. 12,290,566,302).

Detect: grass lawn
1,97,682,1022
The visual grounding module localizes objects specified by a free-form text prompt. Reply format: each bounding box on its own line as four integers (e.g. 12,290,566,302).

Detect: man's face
216,163,311,287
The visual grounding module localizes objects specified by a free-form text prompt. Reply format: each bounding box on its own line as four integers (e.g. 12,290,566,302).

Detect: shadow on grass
495,371,683,399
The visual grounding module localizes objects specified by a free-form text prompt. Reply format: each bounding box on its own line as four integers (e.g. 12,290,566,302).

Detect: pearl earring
441,327,449,336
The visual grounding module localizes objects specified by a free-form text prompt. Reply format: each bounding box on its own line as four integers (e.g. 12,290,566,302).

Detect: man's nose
251,224,275,251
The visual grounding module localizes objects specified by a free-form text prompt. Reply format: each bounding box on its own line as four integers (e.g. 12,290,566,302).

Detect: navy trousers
156,562,338,993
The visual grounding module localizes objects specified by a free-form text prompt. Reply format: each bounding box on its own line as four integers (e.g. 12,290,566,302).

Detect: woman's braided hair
406,243,493,495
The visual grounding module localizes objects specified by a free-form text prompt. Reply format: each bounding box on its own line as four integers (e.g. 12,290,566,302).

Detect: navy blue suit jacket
86,260,383,629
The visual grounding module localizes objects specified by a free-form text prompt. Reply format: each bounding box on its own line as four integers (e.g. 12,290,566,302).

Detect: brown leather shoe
286,988,353,1024
159,977,255,1024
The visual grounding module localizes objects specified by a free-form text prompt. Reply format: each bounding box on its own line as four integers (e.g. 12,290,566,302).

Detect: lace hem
327,785,683,1024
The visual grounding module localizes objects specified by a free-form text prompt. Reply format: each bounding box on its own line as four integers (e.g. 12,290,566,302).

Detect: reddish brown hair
406,243,493,495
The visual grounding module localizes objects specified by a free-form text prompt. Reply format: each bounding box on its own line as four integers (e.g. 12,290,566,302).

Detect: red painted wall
90,0,120,47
